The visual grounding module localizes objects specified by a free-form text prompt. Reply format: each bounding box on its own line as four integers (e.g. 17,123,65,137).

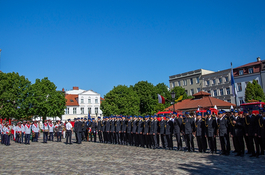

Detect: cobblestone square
0,135,265,175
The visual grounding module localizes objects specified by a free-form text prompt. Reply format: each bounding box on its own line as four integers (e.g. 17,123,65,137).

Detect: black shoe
250,154,255,157
235,154,240,156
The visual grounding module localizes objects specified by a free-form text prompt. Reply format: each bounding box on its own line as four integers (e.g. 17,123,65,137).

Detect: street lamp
171,91,176,112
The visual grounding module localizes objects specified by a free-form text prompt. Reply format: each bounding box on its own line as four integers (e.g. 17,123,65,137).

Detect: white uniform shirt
24,124,31,134
43,123,49,131
32,123,39,132
66,122,72,130
48,123,54,132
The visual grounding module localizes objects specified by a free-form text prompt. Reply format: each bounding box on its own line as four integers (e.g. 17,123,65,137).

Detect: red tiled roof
235,61,263,69
65,94,79,106
100,97,105,104
193,91,211,97
165,96,235,111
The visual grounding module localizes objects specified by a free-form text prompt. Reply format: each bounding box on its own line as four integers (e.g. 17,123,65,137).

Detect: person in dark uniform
73,118,78,143
174,113,182,151
231,110,245,157
201,113,207,152
132,116,138,146
121,116,127,145
245,110,259,157
152,115,159,149
182,112,195,152
160,115,167,149
166,116,173,150
90,118,97,142
102,117,107,143
85,118,90,141
137,116,144,147
195,113,205,153
258,109,265,156
127,116,133,146
143,116,150,148
205,111,217,154
81,118,86,141
110,116,116,144
98,117,103,143
115,116,121,144
217,111,229,155
106,117,111,143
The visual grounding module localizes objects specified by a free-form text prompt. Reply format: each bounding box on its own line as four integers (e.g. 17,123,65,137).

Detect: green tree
0,72,31,120
101,85,140,116
154,83,171,108
29,77,66,121
245,80,265,102
171,86,193,101
133,81,157,115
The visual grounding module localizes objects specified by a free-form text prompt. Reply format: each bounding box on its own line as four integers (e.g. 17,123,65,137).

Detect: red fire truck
240,101,265,115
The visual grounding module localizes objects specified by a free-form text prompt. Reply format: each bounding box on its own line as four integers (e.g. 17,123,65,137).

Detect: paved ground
0,135,264,175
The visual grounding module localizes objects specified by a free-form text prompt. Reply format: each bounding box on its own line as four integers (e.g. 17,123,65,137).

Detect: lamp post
171,91,176,112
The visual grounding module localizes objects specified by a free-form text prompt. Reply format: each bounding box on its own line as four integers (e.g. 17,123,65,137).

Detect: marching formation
1,109,265,159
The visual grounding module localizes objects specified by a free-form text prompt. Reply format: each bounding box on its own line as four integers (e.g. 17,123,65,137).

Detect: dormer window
239,70,243,75
248,68,253,74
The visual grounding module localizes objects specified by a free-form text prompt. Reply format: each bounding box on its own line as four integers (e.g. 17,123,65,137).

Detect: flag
175,95,183,102
158,94,165,104
231,63,237,97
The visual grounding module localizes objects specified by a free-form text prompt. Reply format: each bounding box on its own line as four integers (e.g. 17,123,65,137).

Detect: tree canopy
245,79,265,102
101,81,190,116
0,72,66,120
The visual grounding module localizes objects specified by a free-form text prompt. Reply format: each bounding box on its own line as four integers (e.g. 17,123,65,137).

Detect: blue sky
1,0,265,96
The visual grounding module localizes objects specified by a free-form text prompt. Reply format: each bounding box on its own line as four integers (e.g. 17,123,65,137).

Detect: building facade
233,58,263,105
62,86,103,120
201,69,235,104
169,69,214,96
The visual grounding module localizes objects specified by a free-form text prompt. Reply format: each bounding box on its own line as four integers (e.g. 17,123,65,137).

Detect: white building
62,86,103,120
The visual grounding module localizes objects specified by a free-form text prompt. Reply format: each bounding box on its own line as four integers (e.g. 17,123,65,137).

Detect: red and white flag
158,94,165,104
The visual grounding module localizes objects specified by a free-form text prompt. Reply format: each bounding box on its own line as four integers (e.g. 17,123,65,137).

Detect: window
237,83,242,92
73,108,77,114
206,80,210,86
88,107,91,114
190,78,193,85
225,77,228,82
249,68,253,74
81,98,84,104
95,99,98,104
213,90,217,97
172,82,175,88
226,88,230,95
178,81,181,86
212,79,216,85
185,90,188,95
239,97,244,104
239,70,243,75
95,107,98,114
196,77,200,84
227,99,231,103
197,88,200,93
219,78,222,84
183,80,187,86
65,108,69,114
220,89,224,96
88,98,91,104
81,107,84,114
190,89,194,95
207,90,211,94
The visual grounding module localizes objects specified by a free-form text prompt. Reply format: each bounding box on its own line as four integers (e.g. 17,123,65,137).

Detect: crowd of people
1,109,265,158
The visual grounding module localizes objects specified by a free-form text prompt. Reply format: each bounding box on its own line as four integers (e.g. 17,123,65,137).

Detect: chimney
257,57,261,62
62,88,65,92
73,86,79,90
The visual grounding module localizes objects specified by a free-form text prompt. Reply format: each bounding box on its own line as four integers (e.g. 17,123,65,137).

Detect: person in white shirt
21,120,26,143
66,119,73,144
42,120,49,143
32,121,40,142
55,121,63,142
16,122,23,143
48,120,55,141
24,121,31,145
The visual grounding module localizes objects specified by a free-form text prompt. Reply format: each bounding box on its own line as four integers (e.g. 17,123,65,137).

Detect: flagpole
231,62,239,110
